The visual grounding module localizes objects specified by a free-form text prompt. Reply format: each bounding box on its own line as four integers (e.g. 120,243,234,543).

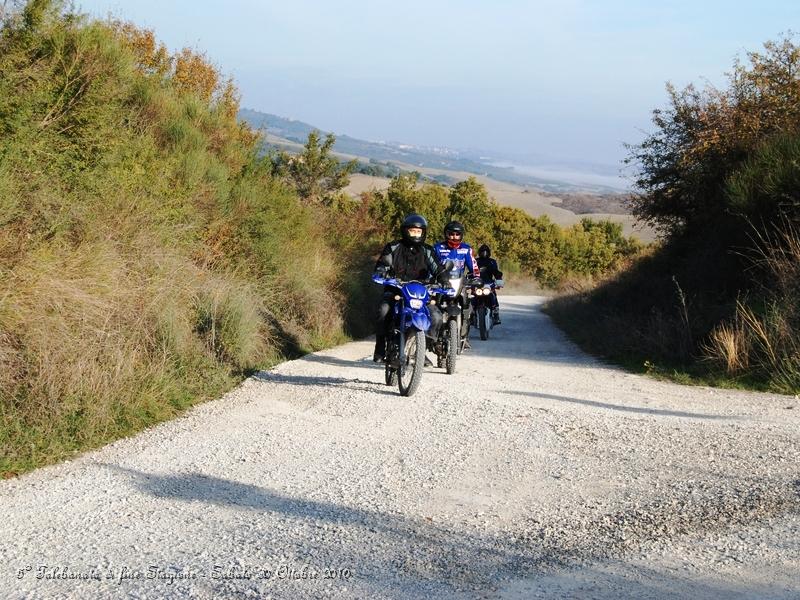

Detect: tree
368,172,449,237
448,177,492,223
275,130,356,204
447,176,496,245
627,34,800,238
112,21,171,76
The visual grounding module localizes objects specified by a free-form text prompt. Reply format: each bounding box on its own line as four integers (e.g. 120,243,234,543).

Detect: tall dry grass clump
703,224,800,391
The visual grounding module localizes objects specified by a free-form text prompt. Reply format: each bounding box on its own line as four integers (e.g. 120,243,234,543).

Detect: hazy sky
77,0,799,167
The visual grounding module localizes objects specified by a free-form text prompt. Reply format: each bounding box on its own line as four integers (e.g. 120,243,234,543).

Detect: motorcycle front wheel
445,319,458,374
478,305,489,340
398,329,426,397
384,337,398,385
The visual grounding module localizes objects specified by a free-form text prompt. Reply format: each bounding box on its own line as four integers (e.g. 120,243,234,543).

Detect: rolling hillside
239,109,627,194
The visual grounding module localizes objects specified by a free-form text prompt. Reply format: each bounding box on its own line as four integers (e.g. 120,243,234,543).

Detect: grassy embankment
0,1,380,475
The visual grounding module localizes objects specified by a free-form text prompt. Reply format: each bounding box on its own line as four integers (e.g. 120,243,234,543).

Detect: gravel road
2,296,799,599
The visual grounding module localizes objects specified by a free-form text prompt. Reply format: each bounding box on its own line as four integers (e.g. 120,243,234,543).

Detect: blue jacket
432,241,480,278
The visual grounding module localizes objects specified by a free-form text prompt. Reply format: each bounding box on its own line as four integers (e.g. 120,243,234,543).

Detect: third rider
476,244,504,325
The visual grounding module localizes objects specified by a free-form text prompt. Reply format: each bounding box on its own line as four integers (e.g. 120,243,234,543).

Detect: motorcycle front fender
409,311,431,332
446,305,461,317
472,297,488,308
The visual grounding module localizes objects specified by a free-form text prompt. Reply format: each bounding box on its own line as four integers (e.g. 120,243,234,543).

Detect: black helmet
444,220,465,237
401,213,428,246
444,221,465,247
478,244,491,258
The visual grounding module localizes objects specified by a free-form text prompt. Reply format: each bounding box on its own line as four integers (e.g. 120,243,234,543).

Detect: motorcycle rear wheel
385,364,397,386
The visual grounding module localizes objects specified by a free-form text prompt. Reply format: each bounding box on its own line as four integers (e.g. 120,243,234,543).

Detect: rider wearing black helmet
372,214,448,363
477,244,504,325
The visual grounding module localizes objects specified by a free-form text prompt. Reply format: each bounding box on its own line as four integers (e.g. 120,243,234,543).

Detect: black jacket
375,240,445,282
477,256,503,283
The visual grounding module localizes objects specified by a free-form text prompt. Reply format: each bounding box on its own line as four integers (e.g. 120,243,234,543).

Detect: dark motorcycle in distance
468,279,501,341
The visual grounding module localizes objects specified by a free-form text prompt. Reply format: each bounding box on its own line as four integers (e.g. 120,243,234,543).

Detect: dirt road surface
2,296,798,599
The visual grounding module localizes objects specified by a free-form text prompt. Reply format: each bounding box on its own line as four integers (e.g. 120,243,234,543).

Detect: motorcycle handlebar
373,274,456,296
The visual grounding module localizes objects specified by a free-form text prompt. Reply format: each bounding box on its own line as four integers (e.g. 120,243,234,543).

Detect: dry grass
0,227,297,473
501,276,554,296
704,320,749,374
701,224,800,391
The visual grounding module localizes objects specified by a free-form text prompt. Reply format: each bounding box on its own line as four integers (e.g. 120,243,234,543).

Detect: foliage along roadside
547,34,800,395
0,0,377,475
362,172,643,287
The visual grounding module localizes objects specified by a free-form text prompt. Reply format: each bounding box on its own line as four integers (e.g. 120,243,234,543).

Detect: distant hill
239,109,320,142
238,109,625,194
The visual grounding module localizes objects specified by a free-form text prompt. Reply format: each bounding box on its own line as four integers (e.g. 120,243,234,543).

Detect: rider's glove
495,279,504,288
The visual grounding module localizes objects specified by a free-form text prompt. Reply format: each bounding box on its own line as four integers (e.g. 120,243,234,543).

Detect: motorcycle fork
397,299,406,375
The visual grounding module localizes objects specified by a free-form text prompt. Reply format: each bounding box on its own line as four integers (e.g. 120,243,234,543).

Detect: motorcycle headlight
409,298,423,309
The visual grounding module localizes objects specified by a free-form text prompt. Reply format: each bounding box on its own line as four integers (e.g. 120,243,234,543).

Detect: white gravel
1,296,798,599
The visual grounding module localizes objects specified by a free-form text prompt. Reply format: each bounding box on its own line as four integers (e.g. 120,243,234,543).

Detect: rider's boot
492,308,501,325
373,335,386,363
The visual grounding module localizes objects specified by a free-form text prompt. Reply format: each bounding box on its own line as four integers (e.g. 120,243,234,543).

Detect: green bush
367,174,641,288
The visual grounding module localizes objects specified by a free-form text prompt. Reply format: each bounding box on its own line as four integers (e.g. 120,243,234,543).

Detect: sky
77,0,800,169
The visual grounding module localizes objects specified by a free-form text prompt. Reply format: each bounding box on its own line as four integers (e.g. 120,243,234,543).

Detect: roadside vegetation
363,173,643,286
0,0,639,475
0,0,378,474
547,35,800,394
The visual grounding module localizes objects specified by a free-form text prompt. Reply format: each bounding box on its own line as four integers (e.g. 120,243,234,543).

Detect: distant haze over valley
240,109,630,194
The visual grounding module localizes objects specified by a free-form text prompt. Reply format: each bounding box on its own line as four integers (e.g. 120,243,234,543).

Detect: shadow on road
101,464,800,598
503,390,740,421
253,371,397,397
286,298,599,370
300,353,377,370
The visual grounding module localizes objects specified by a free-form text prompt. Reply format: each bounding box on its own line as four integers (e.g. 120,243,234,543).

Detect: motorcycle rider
372,214,449,363
476,244,504,325
433,221,480,337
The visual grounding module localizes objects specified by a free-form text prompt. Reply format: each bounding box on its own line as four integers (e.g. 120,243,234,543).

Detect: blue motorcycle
372,272,455,396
